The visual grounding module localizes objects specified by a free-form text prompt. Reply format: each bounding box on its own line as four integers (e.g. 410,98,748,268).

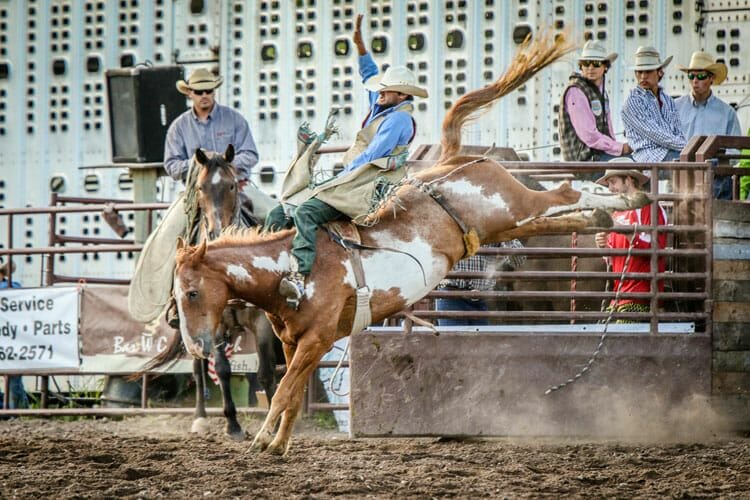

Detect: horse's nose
187,340,206,359
196,337,214,359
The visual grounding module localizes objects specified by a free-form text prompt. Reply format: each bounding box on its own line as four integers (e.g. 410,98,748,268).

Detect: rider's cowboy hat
629,46,673,71
176,68,223,95
596,169,650,188
0,259,16,276
577,40,617,65
365,66,428,98
677,51,727,85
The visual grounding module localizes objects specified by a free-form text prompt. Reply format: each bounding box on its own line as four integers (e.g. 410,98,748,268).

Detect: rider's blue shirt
341,53,416,174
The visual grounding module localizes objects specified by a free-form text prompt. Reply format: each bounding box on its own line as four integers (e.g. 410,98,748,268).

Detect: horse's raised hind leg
215,343,244,440
190,358,211,434
265,336,331,455
539,187,650,218
496,209,613,241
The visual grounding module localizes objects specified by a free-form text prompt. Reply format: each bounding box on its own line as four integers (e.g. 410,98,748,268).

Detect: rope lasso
545,223,640,395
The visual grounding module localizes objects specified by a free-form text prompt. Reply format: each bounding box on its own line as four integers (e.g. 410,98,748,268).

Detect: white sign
0,287,80,371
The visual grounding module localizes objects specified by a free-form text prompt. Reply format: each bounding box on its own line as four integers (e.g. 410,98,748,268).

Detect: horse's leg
190,358,210,434
215,342,244,440
496,209,613,241
245,373,260,406
534,184,650,218
265,337,330,455
250,340,295,452
256,318,278,402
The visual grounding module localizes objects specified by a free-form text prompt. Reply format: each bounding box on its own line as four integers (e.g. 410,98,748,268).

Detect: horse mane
438,30,575,163
210,225,294,248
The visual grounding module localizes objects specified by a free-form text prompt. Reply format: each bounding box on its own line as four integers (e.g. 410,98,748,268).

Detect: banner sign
0,287,80,372
78,284,258,374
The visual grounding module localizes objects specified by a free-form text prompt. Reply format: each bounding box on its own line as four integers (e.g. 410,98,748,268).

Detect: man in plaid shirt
621,46,686,164
435,240,525,327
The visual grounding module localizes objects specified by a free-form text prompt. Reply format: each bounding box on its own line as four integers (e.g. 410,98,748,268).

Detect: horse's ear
195,148,209,165
224,144,235,163
197,238,207,259
176,236,185,251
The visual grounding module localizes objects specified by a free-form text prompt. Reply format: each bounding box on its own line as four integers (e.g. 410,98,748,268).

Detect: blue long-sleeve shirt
675,92,742,139
163,102,259,182
342,54,415,174
621,86,686,163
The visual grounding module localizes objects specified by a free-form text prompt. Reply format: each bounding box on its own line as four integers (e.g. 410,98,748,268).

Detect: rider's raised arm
353,13,379,101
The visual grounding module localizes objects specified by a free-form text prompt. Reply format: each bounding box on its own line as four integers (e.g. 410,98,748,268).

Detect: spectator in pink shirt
559,41,632,175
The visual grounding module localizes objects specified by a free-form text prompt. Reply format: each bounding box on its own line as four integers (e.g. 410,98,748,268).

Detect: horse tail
438,29,575,164
128,330,184,381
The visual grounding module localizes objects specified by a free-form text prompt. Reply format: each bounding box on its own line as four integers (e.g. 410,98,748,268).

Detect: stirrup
279,273,306,310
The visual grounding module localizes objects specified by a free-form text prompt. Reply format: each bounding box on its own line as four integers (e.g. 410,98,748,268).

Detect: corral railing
389,159,714,334
3,138,748,417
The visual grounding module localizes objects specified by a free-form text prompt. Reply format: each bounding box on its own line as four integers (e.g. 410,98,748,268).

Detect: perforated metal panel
0,0,748,284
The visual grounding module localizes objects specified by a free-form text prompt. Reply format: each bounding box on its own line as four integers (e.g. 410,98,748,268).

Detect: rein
326,228,428,287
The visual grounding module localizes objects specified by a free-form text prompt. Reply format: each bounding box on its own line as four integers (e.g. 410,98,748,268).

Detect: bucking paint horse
141,145,282,440
173,32,650,454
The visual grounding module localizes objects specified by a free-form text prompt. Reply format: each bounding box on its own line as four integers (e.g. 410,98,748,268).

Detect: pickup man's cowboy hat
597,169,650,188
365,66,428,98
677,51,727,85
176,68,223,95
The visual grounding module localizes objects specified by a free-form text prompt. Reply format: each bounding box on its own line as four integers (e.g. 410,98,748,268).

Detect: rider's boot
279,271,306,310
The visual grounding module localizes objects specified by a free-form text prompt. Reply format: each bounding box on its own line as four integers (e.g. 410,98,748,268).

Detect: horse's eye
187,291,199,301
229,184,235,191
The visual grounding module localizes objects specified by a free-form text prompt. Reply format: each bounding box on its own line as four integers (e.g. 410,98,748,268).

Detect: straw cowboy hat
577,40,617,64
365,66,428,98
677,51,727,85
596,169,650,188
0,259,16,276
176,68,223,95
629,46,673,71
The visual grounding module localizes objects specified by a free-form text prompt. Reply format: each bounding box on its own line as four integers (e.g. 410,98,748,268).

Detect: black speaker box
106,65,186,163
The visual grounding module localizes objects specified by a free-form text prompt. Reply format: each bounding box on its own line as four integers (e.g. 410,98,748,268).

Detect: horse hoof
592,208,613,228
631,191,651,208
250,433,271,452
190,417,211,434
266,443,287,456
266,437,290,456
226,428,246,442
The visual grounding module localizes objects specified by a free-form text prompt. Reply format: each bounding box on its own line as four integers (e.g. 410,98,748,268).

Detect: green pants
264,199,344,275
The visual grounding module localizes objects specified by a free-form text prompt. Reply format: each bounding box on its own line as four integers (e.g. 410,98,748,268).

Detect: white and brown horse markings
174,32,650,455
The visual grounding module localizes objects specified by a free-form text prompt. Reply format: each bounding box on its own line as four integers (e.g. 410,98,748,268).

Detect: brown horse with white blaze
173,32,650,454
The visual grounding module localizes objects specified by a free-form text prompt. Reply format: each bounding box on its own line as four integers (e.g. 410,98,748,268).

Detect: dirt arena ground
1,415,749,498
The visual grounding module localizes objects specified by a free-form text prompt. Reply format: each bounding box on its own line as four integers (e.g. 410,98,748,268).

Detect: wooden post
124,163,165,244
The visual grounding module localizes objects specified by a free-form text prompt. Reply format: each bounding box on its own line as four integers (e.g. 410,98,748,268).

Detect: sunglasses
191,88,214,95
579,60,605,68
687,72,711,81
